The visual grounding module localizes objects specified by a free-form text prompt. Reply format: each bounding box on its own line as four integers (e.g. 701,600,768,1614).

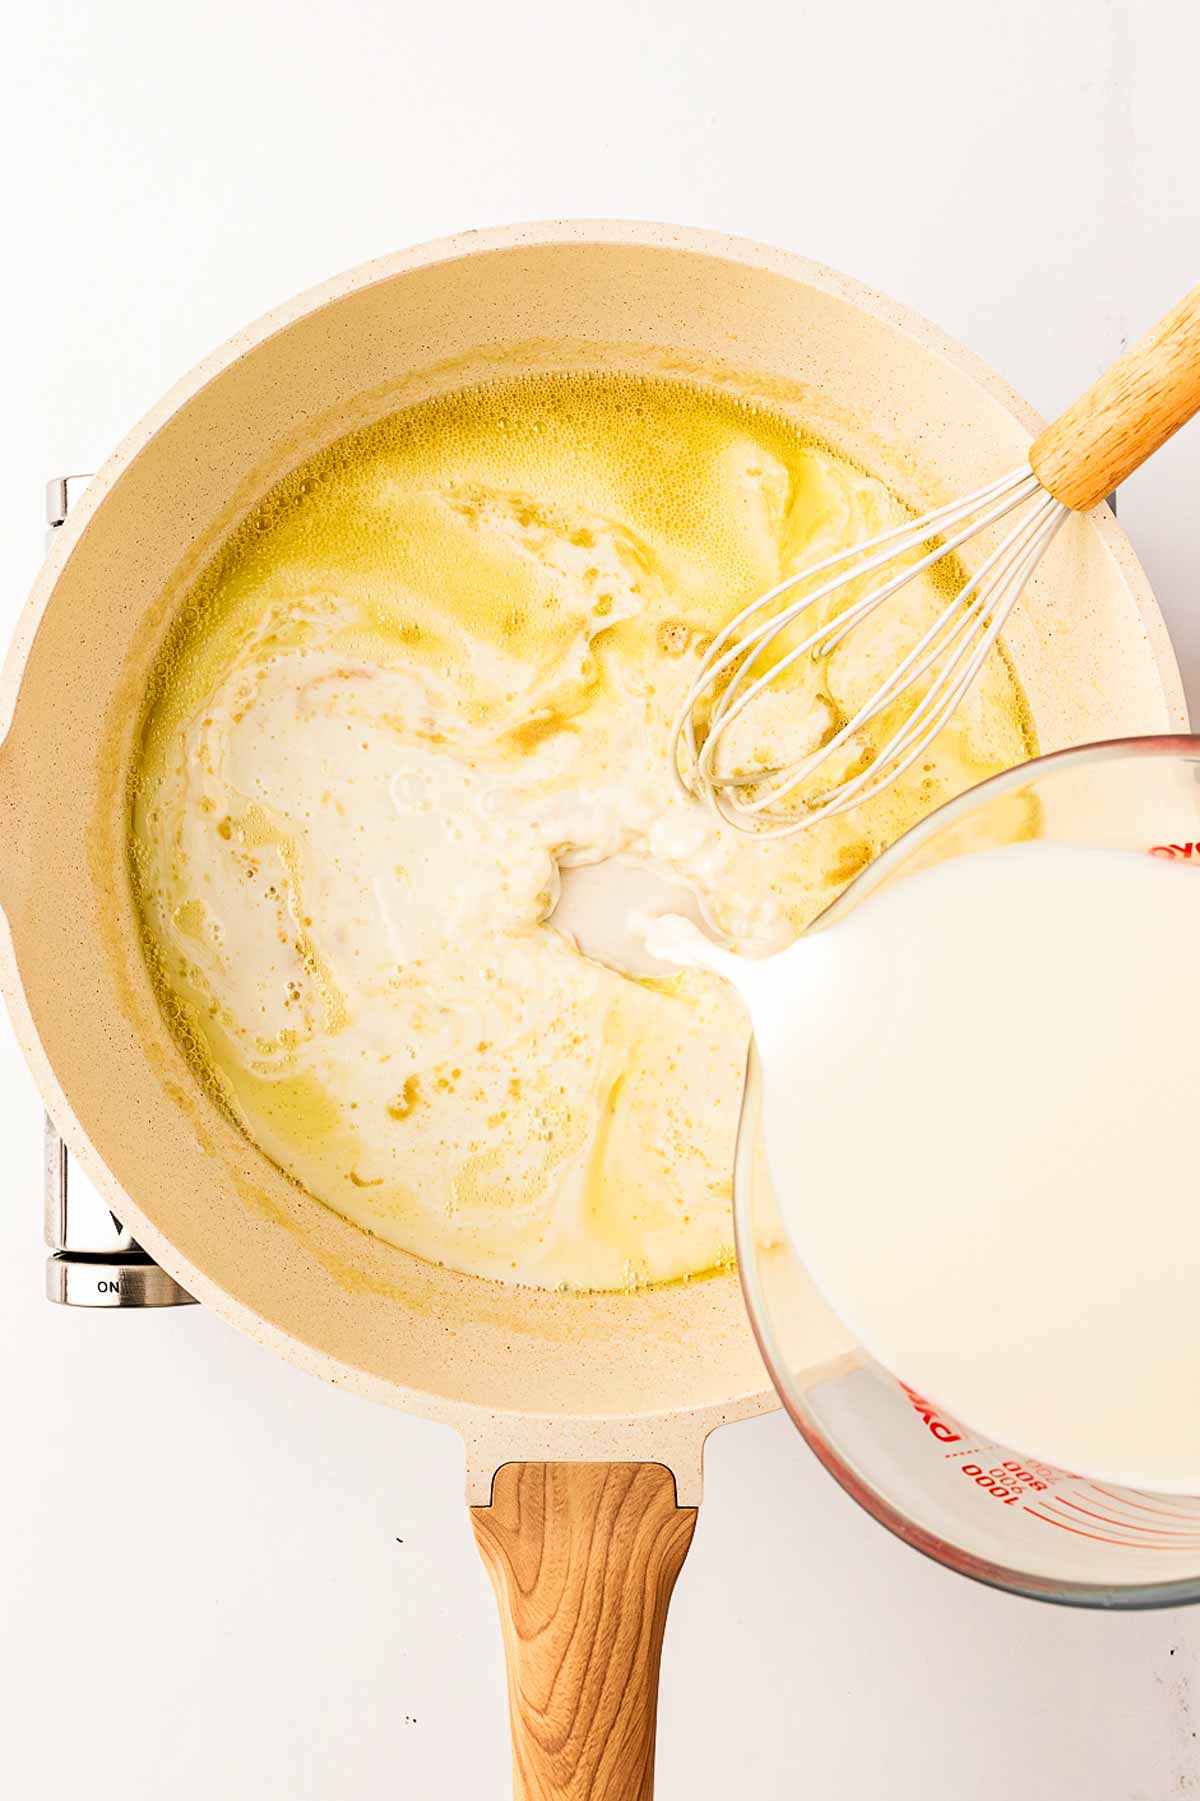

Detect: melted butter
130,372,1035,1290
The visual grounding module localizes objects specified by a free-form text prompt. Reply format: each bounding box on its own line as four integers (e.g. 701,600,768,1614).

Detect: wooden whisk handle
1030,283,1200,511
472,1462,697,1800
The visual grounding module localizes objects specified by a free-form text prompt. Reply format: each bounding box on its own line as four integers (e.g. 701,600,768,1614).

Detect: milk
132,370,1031,1294
646,844,1200,1493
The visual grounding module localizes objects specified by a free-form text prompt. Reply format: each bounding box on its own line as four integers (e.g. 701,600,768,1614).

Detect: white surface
3,1,1199,1795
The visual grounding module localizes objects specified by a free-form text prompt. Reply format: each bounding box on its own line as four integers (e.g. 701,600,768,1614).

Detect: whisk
673,284,1200,837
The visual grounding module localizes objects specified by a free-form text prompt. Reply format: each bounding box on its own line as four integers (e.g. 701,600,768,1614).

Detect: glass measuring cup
734,735,1200,1607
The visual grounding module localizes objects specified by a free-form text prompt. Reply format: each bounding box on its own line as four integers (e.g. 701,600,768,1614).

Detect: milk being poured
131,370,1032,1293
646,843,1200,1493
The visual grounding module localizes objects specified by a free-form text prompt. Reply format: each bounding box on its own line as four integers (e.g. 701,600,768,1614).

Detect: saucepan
0,222,1185,1796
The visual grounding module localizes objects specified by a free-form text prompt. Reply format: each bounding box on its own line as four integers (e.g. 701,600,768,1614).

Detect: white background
4,2,1200,1795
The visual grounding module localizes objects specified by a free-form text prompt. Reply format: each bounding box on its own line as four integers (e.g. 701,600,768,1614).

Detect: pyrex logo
1149,841,1200,859
899,1382,962,1445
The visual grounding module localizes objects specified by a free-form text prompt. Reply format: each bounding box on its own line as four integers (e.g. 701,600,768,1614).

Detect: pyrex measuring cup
734,735,1200,1607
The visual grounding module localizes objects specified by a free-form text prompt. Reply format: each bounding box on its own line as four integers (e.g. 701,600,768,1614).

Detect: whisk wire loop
693,471,1045,789
671,463,1066,837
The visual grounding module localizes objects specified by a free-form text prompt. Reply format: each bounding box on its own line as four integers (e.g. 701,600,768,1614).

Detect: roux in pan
130,372,1033,1290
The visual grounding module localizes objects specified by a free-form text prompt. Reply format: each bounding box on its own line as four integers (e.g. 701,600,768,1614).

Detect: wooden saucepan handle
1030,283,1200,511
471,1462,697,1800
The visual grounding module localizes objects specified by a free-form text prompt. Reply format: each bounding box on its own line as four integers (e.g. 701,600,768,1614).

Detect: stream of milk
645,843,1200,1493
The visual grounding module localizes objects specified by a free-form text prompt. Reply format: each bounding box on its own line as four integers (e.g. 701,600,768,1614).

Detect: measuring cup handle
471,1462,697,1800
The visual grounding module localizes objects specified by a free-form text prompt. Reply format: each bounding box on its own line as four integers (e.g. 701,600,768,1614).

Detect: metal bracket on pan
42,474,195,1308
44,1117,195,1307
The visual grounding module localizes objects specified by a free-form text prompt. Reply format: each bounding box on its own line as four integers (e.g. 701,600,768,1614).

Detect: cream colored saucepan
0,224,1185,1798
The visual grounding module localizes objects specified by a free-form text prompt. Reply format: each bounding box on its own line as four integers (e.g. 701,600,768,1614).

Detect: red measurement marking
1054,1497,1200,1542
1024,1505,1150,1546
1092,1485,1200,1523
1027,1501,1200,1549
1149,842,1200,860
